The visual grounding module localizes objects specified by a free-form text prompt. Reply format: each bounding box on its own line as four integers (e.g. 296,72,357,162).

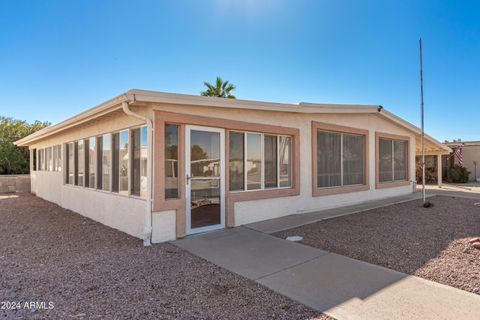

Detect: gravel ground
275,196,480,295
0,193,331,320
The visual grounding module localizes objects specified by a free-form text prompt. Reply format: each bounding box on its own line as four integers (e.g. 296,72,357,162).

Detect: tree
200,76,236,99
0,116,50,174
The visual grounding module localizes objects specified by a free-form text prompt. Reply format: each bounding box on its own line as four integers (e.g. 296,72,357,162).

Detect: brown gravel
0,193,331,320
275,196,480,295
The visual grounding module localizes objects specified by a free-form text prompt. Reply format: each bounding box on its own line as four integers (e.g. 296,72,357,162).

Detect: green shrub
446,165,470,183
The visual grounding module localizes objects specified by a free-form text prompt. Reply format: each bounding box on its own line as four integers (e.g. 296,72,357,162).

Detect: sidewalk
174,227,480,320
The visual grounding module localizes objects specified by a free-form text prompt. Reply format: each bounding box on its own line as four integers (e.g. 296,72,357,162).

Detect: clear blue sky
1,0,479,142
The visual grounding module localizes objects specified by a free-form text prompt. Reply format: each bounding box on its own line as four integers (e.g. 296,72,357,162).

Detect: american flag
454,147,463,166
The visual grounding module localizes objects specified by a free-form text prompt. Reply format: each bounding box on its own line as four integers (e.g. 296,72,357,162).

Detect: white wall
32,171,146,239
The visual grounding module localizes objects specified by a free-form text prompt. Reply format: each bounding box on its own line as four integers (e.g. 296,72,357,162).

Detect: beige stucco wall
453,145,480,181
27,102,416,242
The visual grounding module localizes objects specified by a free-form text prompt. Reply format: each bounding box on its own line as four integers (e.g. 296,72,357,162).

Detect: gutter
121,99,153,246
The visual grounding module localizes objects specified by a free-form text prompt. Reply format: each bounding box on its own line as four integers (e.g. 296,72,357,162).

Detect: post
419,38,426,203
437,154,442,187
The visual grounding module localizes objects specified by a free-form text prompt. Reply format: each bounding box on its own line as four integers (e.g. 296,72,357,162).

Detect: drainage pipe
121,100,153,246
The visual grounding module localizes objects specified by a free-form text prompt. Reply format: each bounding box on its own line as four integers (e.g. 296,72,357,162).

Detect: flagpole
419,38,426,204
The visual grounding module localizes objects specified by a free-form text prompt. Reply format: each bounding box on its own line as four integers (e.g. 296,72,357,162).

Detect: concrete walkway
174,227,480,320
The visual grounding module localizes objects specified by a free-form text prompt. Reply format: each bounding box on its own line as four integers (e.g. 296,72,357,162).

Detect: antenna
419,38,427,206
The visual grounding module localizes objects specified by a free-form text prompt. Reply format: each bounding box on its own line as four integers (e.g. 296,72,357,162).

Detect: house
15,90,450,244
444,141,480,182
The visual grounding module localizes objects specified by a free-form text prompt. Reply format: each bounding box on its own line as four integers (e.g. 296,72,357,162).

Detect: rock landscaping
0,193,330,319
275,196,480,295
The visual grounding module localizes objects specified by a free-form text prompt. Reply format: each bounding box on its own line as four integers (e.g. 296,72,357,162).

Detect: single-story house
15,90,451,244
444,141,480,182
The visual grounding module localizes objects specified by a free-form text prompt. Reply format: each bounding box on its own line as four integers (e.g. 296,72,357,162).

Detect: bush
446,165,470,183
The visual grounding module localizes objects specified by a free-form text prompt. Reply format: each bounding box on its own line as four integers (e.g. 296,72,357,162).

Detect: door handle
186,174,191,185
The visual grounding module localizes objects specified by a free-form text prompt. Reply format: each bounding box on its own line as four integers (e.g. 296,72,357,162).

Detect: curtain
394,140,407,181
379,139,393,182
343,134,365,185
317,131,341,187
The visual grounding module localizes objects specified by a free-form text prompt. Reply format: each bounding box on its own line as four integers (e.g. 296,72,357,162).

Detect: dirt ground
275,196,480,295
0,193,330,320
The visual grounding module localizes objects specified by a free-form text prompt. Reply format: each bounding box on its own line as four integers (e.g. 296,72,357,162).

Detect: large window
88,137,96,188
131,126,148,197
76,140,85,186
67,142,74,184
316,130,366,188
229,132,244,191
53,145,62,171
118,130,129,194
165,124,179,198
228,131,292,192
102,134,112,191
47,147,53,171
32,149,37,171
379,138,408,183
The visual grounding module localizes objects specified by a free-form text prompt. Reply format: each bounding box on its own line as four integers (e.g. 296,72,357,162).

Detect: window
316,130,366,188
131,126,148,197
53,145,62,172
247,133,262,190
229,132,244,191
67,142,74,184
96,137,103,189
32,149,37,171
102,134,112,191
47,147,53,171
279,136,292,187
379,138,408,183
88,137,96,188
264,135,277,189
165,124,179,198
77,140,85,186
228,132,293,191
119,130,129,194
112,133,119,192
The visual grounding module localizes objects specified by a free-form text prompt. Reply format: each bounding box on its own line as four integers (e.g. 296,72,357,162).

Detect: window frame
312,121,369,197
375,132,410,189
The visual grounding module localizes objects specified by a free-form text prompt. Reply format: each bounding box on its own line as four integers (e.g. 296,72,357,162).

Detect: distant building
445,141,480,182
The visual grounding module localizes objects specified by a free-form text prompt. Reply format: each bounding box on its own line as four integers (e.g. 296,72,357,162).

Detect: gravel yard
275,196,480,295
0,193,330,320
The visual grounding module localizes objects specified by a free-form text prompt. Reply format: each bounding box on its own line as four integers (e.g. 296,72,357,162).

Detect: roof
14,89,451,153
446,141,480,147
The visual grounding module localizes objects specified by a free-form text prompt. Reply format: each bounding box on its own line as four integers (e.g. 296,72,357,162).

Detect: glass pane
229,132,244,191
119,130,129,194
165,124,179,199
379,139,393,182
140,126,148,198
247,133,262,190
264,135,278,188
317,131,341,187
96,137,103,189
279,136,292,187
88,137,96,188
131,128,141,196
68,143,74,184
77,140,84,186
103,134,112,191
112,133,119,192
32,149,37,171
343,134,365,185
190,130,220,178
191,179,221,229
47,147,52,171
394,140,407,181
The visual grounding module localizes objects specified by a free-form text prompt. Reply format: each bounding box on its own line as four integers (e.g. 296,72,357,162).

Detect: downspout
121,99,153,246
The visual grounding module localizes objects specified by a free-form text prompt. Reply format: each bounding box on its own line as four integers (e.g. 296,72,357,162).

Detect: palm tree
201,76,236,99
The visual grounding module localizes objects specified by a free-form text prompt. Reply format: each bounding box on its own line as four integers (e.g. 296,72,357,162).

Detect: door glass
190,130,221,229
190,130,220,177
190,179,221,228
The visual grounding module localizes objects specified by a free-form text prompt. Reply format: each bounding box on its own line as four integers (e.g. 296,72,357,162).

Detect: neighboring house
444,141,480,182
15,90,450,244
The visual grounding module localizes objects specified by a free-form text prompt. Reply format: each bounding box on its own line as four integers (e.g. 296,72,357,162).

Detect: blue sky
1,0,479,141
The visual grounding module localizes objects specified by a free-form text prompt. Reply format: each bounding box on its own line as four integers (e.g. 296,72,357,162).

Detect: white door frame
185,125,226,235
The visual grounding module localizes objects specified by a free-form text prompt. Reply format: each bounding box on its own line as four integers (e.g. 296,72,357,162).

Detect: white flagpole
419,38,426,204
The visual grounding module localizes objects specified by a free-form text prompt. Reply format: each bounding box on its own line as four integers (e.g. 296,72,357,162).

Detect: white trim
185,125,226,235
